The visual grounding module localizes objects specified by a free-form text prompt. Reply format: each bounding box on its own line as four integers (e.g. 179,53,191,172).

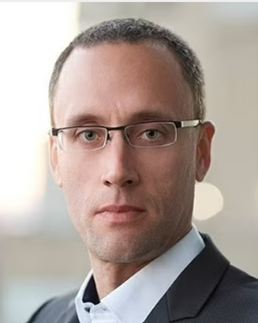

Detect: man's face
50,42,214,264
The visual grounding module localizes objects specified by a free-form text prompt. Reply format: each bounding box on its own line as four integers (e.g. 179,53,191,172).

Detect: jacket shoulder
26,290,77,323
219,264,258,303
200,265,258,322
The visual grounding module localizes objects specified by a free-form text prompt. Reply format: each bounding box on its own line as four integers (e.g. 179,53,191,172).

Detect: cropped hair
49,18,206,125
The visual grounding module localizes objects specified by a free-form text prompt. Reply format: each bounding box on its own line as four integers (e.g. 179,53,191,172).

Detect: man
27,18,258,323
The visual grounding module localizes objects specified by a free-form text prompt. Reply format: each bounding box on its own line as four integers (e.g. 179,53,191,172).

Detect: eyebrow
65,113,103,127
64,109,174,127
130,110,174,122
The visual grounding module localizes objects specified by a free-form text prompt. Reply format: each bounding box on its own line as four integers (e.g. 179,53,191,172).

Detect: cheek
60,154,96,186
142,148,196,200
140,147,190,179
58,156,98,215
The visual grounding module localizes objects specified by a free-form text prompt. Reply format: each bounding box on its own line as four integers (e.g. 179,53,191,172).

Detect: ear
49,136,63,187
195,121,215,182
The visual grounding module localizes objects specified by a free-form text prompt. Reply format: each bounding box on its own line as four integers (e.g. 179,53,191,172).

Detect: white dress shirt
75,225,205,323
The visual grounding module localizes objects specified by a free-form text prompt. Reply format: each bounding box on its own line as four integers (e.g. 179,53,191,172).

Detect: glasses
49,120,201,152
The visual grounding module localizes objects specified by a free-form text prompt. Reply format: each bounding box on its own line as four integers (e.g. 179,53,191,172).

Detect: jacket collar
145,234,230,323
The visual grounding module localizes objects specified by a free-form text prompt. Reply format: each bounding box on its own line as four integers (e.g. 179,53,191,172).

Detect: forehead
53,42,193,126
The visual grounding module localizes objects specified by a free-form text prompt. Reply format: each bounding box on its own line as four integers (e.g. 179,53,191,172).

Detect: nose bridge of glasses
106,125,129,144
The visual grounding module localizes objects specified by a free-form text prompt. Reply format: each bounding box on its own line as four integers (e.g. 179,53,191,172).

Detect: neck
89,257,151,299
88,225,192,299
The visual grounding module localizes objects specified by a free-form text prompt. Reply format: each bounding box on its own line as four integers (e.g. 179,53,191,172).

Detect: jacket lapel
144,234,230,323
65,311,80,323
55,299,79,323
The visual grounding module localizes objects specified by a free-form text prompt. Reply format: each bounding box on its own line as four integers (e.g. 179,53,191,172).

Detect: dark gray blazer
26,235,258,323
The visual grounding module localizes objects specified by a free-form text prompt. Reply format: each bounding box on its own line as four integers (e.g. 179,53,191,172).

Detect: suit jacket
26,235,258,323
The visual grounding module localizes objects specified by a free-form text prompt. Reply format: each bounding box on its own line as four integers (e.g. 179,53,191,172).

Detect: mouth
96,205,145,223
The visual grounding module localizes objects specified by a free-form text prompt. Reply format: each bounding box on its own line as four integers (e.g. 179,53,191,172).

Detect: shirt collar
75,225,204,323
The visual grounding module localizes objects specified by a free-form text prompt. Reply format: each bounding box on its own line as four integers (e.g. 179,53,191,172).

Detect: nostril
103,179,134,187
104,180,112,186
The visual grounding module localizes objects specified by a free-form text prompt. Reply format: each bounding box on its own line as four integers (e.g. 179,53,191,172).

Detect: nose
100,131,140,188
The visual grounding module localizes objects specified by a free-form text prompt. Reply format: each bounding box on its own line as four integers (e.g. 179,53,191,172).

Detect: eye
80,130,98,141
142,129,162,140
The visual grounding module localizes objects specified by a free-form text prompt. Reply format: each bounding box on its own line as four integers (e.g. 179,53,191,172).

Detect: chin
91,242,157,264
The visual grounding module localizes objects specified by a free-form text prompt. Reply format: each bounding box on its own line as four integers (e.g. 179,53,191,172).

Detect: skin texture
50,42,215,298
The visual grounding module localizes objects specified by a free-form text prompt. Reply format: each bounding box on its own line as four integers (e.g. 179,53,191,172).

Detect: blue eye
143,129,161,140
81,130,98,141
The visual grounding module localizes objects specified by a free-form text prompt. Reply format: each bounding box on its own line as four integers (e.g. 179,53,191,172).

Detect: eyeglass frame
49,119,202,151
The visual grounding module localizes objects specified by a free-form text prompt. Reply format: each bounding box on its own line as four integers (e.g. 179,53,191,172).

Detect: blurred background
0,2,257,323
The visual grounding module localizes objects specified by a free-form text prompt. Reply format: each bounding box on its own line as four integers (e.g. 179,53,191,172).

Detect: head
49,18,214,265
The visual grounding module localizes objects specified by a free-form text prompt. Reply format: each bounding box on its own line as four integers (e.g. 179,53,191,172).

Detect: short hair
49,18,205,125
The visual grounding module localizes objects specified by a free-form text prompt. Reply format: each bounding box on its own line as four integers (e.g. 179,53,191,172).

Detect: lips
96,204,145,223
97,205,144,213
